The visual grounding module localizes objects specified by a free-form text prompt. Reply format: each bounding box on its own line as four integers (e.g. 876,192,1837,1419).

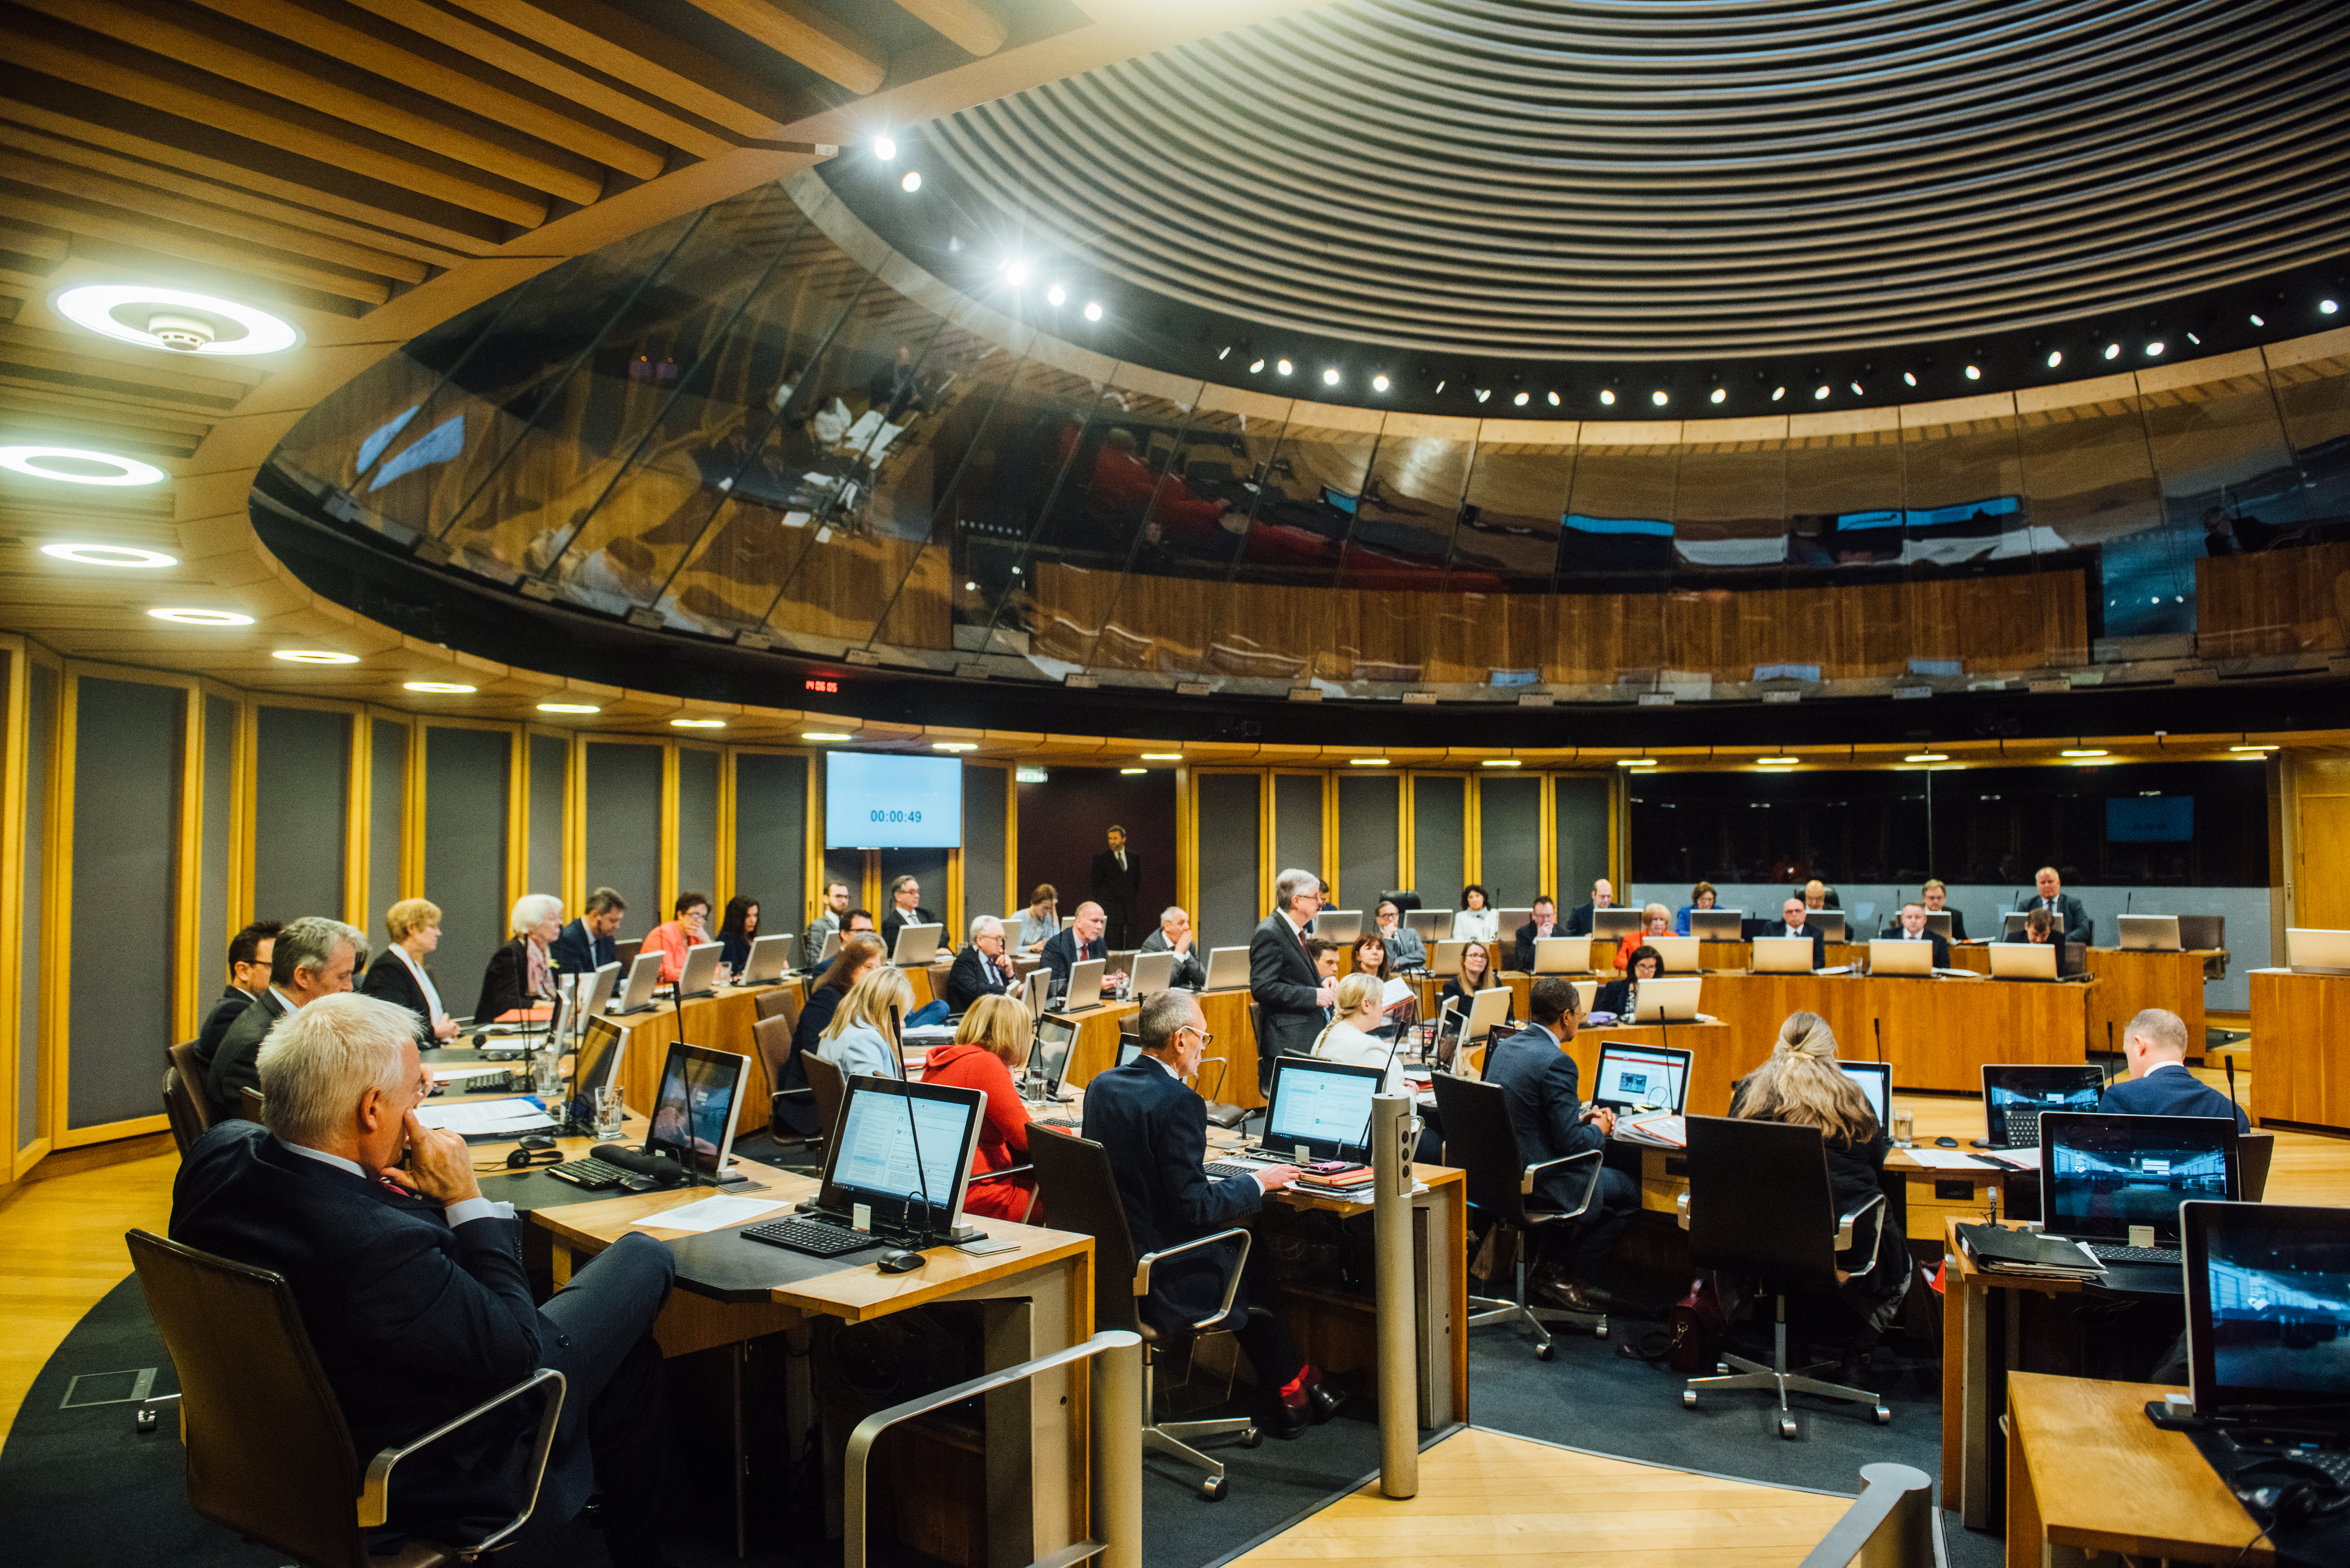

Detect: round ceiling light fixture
1372,374,1390,392
147,607,253,625
1047,284,1066,306
1599,388,1616,405
5,446,166,486
1651,389,1668,406
1082,301,1103,321
404,681,476,693
52,284,299,356
1323,367,1340,385
275,649,360,664
900,170,921,192
40,541,176,567
873,135,897,160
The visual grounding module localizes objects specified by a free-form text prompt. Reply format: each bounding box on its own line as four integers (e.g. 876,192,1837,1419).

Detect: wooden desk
1570,1020,1738,1116
2082,948,2216,1058
1194,987,1264,1109
2006,1373,2272,1565
2250,968,2350,1134
1049,999,1140,1093
608,983,791,1139
1700,973,2089,1094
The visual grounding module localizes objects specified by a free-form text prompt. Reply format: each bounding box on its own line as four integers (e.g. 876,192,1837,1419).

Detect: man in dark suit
1921,879,1968,941
1562,878,1613,938
1090,825,1144,950
550,887,625,977
1511,896,1561,972
194,916,363,1125
171,992,675,1561
1040,901,1126,997
1481,978,1639,1313
1250,869,1336,1093
878,875,943,960
2100,1007,2249,1131
1138,905,1207,991
1878,901,1952,967
1762,897,1829,970
943,915,1020,1013
2017,866,2091,947
196,920,282,1065
1080,989,1338,1437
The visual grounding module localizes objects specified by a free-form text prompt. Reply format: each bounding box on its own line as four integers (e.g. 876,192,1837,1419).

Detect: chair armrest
1522,1148,1604,1217
1134,1225,1254,1331
966,1164,1033,1185
359,1367,565,1547
1833,1193,1889,1275
770,1086,813,1100
1193,1057,1231,1105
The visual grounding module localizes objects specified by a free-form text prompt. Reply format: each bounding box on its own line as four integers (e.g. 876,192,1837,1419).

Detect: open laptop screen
567,1015,628,1126
1836,1061,1891,1130
1592,1042,1690,1113
1262,1056,1383,1161
818,1075,983,1238
1029,1014,1077,1097
2184,1201,2350,1418
1982,1064,2105,1146
2039,1111,2239,1245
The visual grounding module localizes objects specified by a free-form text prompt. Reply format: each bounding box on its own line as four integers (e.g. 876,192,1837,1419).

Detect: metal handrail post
1796,1462,1937,1568
1372,1092,1419,1498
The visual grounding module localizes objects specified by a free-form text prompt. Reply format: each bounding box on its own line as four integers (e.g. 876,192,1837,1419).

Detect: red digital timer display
804,678,838,694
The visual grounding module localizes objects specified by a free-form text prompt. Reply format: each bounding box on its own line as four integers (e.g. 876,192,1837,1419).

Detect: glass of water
1891,1108,1915,1148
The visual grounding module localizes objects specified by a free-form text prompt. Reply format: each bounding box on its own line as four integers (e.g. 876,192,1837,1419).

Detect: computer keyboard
2087,1243,2184,1266
1999,1109,2045,1148
1204,1161,1262,1180
1036,1117,1080,1131
547,1157,629,1190
741,1217,880,1258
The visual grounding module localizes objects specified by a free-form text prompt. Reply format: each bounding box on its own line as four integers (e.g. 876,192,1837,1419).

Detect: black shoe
1538,1277,1604,1315
1264,1399,1310,1440
1308,1378,1349,1424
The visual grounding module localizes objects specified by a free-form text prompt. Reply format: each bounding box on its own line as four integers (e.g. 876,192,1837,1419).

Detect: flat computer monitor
1982,1064,2106,1148
1116,1037,1145,1069
1405,908,1452,940
1591,908,1641,942
580,960,623,1020
1751,936,1817,974
1689,910,1743,942
1869,939,1932,977
643,1042,748,1177
1059,959,1105,1012
817,929,844,967
2002,911,2032,939
1629,976,1702,1023
891,922,944,967
1808,910,1848,942
1923,911,1953,940
2183,1200,2350,1420
678,940,723,999
2285,928,2350,975
1020,966,1050,1020
1028,1013,1078,1099
1314,910,1362,944
1837,1060,1891,1130
612,952,663,1014
614,937,643,969
1645,936,1698,973
1497,907,1535,937
1461,984,1513,1041
1427,940,1468,978
1989,943,2058,981
1532,936,1584,974
2038,1111,2240,1248
815,1074,986,1240
1591,1041,1691,1114
1203,945,1251,991
2118,915,2182,952
741,934,795,984
1261,1055,1383,1162
567,1015,629,1125
1130,950,1176,995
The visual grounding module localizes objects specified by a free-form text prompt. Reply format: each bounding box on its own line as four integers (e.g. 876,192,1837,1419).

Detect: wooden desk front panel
2082,948,2211,1056
1699,974,2087,1094
615,986,774,1138
1196,988,1263,1109
1572,1021,1739,1117
2251,969,2350,1133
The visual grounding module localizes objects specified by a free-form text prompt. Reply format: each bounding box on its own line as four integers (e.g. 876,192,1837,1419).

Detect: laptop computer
614,937,643,969
610,952,663,1014
579,960,623,1020
1645,936,1698,972
1020,966,1050,1020
1116,1037,1145,1069
2286,928,2350,976
1869,938,1933,977
1808,910,1848,942
1228,1056,1384,1165
1313,910,1362,944
1923,910,1953,940
2002,911,2032,938
677,940,724,999
1591,908,1640,942
1405,908,1452,940
1058,958,1105,1012
1989,943,2059,981
644,1041,751,1180
1533,936,1585,974
1427,939,1468,978
790,1074,986,1245
1751,936,1818,974
1983,1064,2108,1149
891,922,943,967
2039,1111,2240,1271
1460,984,1514,1041
2181,1200,2350,1425
1837,1060,1891,1130
741,933,795,984
1497,907,1534,936
815,929,844,967
565,1014,629,1127
1202,945,1251,991
1628,976,1703,1023
1025,1013,1078,1103
1591,1040,1692,1114
1690,910,1743,942
1130,949,1176,996
2119,915,2183,952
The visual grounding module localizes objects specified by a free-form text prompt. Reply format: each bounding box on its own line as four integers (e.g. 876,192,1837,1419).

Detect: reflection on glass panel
1210,413,1378,682
1558,445,1676,685
1784,430,1901,568
2015,406,2180,639
1046,381,1211,672
1449,446,1567,684
2193,358,2350,658
2142,373,2294,529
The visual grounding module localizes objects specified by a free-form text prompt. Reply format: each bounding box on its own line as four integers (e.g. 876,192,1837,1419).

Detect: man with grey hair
195,914,365,1125
1249,869,1337,1093
171,993,676,1562
2098,1006,2249,1130
1138,904,1205,990
943,913,1019,1014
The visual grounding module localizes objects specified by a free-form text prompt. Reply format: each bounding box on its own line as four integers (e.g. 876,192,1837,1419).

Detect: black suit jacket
1563,901,1596,937
943,945,1018,1013
1512,919,1563,972
879,905,941,958
474,937,536,1022
1090,848,1142,916
1875,928,1952,968
359,950,440,1044
1040,926,1107,996
1139,930,1206,990
1080,1057,1263,1330
1482,1025,1605,1210
1761,922,1829,969
195,988,290,1123
170,1122,567,1543
196,985,255,1067
2098,1067,2250,1132
2016,892,2091,946
1247,914,1324,1060
548,918,614,978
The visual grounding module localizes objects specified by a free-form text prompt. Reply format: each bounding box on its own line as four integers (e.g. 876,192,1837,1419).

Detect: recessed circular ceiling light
1651,390,1668,406
1709,387,1725,403
2323,299,2340,315
900,171,921,192
404,681,476,693
873,135,897,160
1276,358,1292,375
1813,385,1830,400
1248,359,1264,373
276,649,359,664
147,607,252,625
51,284,299,356
1771,386,1786,400
1323,367,1340,385
671,718,726,728
1082,301,1102,321
1850,382,1864,396
1513,391,1529,406
1965,365,1982,379
2103,343,2121,360
2146,341,2165,356
2250,313,2265,326
1372,374,1390,392
1046,283,1066,306
1903,372,1917,387
2046,350,2064,368
1599,389,1616,405
1003,259,1027,286
42,542,176,567
4,446,165,486
537,701,600,713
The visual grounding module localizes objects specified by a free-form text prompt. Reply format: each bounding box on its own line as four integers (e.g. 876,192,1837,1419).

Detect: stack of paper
413,1097,557,1138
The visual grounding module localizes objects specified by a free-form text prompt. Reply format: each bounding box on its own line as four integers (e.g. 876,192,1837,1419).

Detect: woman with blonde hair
1616,902,1674,971
360,896,458,1042
817,964,915,1080
923,993,1039,1221
1310,973,1405,1093
777,932,883,1137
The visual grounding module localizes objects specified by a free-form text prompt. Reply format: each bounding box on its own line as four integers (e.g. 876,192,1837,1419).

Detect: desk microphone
899,1087,939,1250
2225,1056,2241,1120
1873,1017,1883,1064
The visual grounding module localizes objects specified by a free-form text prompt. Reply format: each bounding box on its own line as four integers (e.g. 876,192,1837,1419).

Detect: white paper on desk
413,1097,556,1136
1905,1147,2000,1170
628,1196,789,1234
844,409,884,444
1380,976,1412,1008
781,509,811,528
1982,1146,2042,1170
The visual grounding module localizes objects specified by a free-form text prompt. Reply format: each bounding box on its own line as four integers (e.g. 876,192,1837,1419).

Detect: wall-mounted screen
825,753,962,849
2107,795,2193,843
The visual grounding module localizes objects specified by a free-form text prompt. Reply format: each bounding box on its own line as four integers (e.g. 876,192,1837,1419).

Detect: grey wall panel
424,727,509,1001
253,706,348,923
1336,776,1399,911
676,747,718,903
1555,775,1613,909
1196,773,1261,950
1478,776,1542,909
733,753,807,932
68,677,184,1130
1412,776,1466,905
368,720,407,937
201,696,236,996
584,742,661,940
527,735,566,897
1273,774,1322,881
18,663,50,1147
961,764,1008,925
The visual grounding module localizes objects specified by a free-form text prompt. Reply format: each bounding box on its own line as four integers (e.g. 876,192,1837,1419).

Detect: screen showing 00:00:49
824,753,963,849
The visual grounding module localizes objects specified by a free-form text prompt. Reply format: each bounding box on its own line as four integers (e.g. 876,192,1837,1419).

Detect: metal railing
1798,1462,1938,1568
843,1329,1143,1568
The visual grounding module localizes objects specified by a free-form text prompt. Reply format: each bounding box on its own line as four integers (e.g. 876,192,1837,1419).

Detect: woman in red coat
918,993,1040,1224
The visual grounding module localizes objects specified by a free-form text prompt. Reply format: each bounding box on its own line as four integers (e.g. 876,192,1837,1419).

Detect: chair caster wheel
1875,1405,1892,1425
1240,1428,1262,1448
134,1409,157,1433
1593,1323,1608,1341
1682,1390,1698,1408
1716,1362,1731,1376
1778,1417,1799,1440
1535,1342,1554,1361
1201,1476,1227,1501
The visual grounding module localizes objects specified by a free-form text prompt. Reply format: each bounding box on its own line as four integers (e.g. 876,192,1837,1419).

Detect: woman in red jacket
920,993,1039,1224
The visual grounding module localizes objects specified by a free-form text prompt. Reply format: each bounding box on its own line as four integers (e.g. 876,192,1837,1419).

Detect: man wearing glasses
1082,990,1343,1439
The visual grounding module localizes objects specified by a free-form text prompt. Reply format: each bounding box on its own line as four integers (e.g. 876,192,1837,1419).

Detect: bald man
2098,1008,2248,1131
1040,900,1127,997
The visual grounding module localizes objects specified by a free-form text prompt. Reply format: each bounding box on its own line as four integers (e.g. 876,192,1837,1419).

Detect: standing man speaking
1092,824,1143,951
1250,868,1336,1095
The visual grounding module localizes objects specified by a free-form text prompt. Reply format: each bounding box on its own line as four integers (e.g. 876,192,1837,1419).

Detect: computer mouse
516,1135,554,1151
876,1249,928,1274
1935,1136,1960,1148
618,1174,662,1194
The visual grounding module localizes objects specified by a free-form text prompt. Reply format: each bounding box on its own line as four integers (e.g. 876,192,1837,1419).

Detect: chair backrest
754,988,798,1025
749,1012,796,1087
1023,1126,1142,1335
125,1228,370,1568
239,1085,266,1123
1429,1073,1540,1227
801,1052,848,1143
1684,1115,1843,1287
163,1039,210,1156
2239,1130,2275,1202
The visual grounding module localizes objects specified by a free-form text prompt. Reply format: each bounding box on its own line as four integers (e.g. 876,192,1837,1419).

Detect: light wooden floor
1230,1426,1855,1568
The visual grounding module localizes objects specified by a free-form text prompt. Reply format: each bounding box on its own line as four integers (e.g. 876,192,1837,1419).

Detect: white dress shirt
276,1135,512,1229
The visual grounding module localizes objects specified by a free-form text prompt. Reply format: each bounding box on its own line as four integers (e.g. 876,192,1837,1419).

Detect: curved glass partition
263,179,2350,702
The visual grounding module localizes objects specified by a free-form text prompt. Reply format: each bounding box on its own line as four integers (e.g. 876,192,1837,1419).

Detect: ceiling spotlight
1965,365,1981,380
1082,301,1102,322
1514,391,1529,406
899,170,921,192
1850,382,1864,396
276,649,360,664
963,580,977,591
2188,332,2202,344
1547,390,1560,406
404,681,476,693
671,718,726,728
1276,358,1292,376
2103,343,2120,360
1651,390,1668,406
873,135,896,160
2146,341,2165,356
1481,758,1521,767
2324,300,2341,315
1599,389,1615,405
4,445,165,486
1771,386,1786,401
1323,368,1340,386
2060,748,2108,758
1902,372,1917,387
2046,350,2063,368
2250,313,2265,326
1433,380,1445,393
1119,767,1146,775
932,741,976,751
148,607,252,625
1373,374,1390,392
1475,388,1490,402
1248,359,1264,374
42,542,176,567
1814,385,1830,400
1003,260,1027,286
52,283,298,356
538,701,600,713
1904,752,1949,763
1046,284,1066,306
802,731,852,741
1709,387,1725,403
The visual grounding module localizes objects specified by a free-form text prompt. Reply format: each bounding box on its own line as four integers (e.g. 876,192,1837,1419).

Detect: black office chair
1680,1116,1891,1437
1429,1073,1607,1355
163,1039,209,1158
1380,889,1421,915
126,1229,564,1567
1025,1126,1259,1500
